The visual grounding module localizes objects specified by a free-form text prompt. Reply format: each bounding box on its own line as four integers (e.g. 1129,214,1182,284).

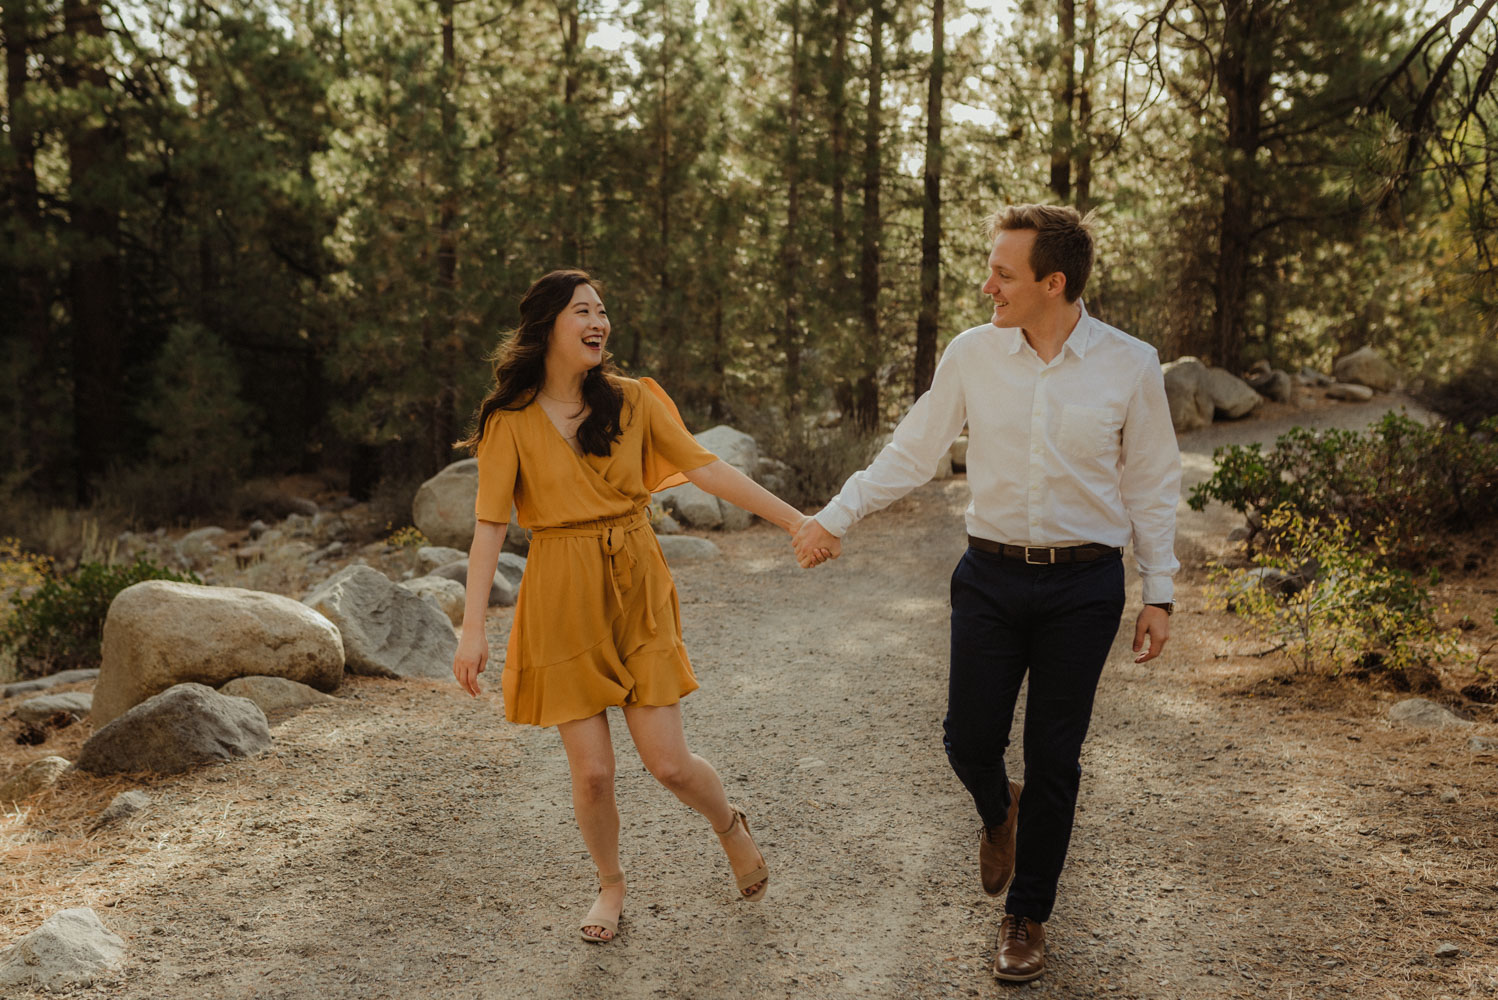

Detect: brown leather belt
967,536,1120,565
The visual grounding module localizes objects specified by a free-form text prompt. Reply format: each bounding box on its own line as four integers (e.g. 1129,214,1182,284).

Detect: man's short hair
983,204,1095,303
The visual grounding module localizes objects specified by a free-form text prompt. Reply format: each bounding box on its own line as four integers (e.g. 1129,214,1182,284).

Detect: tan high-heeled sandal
579,871,625,943
715,805,769,902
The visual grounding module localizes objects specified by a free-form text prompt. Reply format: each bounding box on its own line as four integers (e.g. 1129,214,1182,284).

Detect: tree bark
4,0,45,356
62,0,125,501
1049,0,1075,202
830,0,849,270
913,0,944,397
781,0,803,412
1075,0,1097,213
1210,0,1271,371
654,1,674,374
430,0,459,474
855,0,885,432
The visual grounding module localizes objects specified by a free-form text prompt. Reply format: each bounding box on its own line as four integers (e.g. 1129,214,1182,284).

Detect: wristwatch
1146,602,1174,616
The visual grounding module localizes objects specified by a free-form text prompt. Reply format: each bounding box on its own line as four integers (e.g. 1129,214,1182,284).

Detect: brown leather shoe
978,779,1022,895
993,914,1045,982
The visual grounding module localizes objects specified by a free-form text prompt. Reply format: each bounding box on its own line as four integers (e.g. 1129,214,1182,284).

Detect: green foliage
0,558,201,680
1210,507,1463,676
1417,341,1498,429
1188,413,1498,563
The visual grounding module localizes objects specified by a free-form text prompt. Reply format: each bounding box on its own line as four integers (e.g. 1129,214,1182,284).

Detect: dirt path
5,394,1496,999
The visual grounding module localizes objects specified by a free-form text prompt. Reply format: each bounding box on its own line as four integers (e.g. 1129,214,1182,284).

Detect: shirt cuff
1141,574,1174,605
814,501,856,539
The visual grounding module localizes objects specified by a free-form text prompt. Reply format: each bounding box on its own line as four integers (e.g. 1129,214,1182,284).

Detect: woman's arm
453,518,507,697
682,460,804,535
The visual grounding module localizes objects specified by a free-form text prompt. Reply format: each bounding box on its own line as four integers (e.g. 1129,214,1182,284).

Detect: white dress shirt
815,303,1181,604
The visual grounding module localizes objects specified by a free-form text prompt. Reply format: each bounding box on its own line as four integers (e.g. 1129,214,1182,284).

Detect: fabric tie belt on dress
531,510,653,624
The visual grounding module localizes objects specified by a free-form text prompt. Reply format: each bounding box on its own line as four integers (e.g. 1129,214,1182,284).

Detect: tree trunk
1210,0,1271,371
913,0,944,397
656,2,674,374
830,0,849,270
1075,0,1097,212
62,0,125,502
559,0,583,261
431,0,459,474
1048,0,1075,202
781,0,803,413
855,0,884,432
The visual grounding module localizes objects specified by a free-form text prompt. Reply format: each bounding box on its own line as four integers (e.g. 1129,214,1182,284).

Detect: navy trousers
942,546,1125,922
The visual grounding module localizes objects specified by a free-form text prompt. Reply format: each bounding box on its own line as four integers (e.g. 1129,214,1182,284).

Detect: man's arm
795,341,968,565
1118,355,1182,662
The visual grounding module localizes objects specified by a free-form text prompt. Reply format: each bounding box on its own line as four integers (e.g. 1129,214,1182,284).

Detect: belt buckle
1023,546,1054,565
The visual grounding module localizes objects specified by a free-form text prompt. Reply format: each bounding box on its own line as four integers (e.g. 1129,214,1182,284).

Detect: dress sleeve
474,409,520,524
637,377,718,492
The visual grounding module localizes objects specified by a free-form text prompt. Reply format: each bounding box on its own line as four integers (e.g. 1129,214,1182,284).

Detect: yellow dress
474,377,719,727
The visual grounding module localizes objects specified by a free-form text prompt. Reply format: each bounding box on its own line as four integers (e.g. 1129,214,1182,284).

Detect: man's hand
792,516,841,568
1132,605,1171,663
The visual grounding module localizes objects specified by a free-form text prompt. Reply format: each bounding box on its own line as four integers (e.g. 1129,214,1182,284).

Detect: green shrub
1189,412,1498,564
0,558,201,679
1210,506,1464,676
1417,342,1498,428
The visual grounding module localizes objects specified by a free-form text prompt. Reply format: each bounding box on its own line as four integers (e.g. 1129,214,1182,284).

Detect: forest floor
3,393,1497,1000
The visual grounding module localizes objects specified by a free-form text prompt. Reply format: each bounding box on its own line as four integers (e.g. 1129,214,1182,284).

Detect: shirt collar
1001,301,1096,359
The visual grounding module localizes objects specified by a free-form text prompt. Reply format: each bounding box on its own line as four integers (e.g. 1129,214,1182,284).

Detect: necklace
539,388,585,405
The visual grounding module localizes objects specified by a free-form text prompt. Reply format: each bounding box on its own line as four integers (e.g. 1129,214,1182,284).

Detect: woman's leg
557,712,624,939
622,702,766,896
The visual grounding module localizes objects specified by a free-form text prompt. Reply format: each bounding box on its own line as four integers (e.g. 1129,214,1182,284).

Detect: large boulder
1161,357,1214,432
495,553,527,587
0,756,70,804
76,683,271,775
412,458,480,550
1202,367,1262,419
655,425,763,531
657,482,724,530
412,459,528,553
303,565,457,679
399,575,467,625
429,558,516,607
949,435,969,471
0,908,125,990
1388,697,1473,730
1247,367,1294,404
1326,382,1375,402
218,675,336,716
416,545,467,572
2,668,98,699
1333,346,1399,391
92,581,345,728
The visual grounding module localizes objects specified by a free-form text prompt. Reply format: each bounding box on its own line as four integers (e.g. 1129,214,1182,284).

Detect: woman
452,269,827,944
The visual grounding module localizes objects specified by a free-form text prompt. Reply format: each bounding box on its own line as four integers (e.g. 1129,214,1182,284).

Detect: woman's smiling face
546,282,611,377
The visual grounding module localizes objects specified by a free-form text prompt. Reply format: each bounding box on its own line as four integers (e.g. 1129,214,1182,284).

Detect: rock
416,545,467,572
1297,367,1332,387
399,576,466,626
1467,734,1498,752
310,511,349,541
654,535,722,565
1326,382,1375,402
1203,367,1262,419
92,790,151,830
0,756,70,804
1388,697,1473,730
657,483,724,530
1247,368,1294,403
282,512,314,538
247,519,269,540
696,425,759,476
2,669,99,699
176,526,227,561
495,553,527,587
504,515,529,556
1439,788,1460,803
412,458,480,550
285,497,319,517
218,675,336,715
1434,942,1460,959
1333,345,1399,391
949,435,969,471
303,565,458,679
653,511,683,535
719,496,754,531
76,683,270,775
429,558,516,607
92,581,344,728
1162,357,1214,432
933,453,955,480
756,457,794,497
0,908,125,989
16,692,92,725
1227,526,1251,542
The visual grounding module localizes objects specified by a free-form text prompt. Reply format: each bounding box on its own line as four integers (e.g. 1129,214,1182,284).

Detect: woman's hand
453,630,489,697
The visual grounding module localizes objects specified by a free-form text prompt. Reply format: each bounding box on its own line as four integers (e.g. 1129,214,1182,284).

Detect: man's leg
1005,554,1126,922
943,549,1029,828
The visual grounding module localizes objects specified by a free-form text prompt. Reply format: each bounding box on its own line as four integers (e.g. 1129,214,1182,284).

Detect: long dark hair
458,269,625,457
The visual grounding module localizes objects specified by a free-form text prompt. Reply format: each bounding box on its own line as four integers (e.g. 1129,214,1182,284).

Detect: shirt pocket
1057,403,1121,460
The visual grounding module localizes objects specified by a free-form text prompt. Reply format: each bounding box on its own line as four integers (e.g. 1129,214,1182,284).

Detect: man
794,204,1179,982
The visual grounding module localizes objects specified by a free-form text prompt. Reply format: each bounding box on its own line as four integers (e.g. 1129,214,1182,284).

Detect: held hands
792,515,841,569
453,630,489,697
1132,605,1171,663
